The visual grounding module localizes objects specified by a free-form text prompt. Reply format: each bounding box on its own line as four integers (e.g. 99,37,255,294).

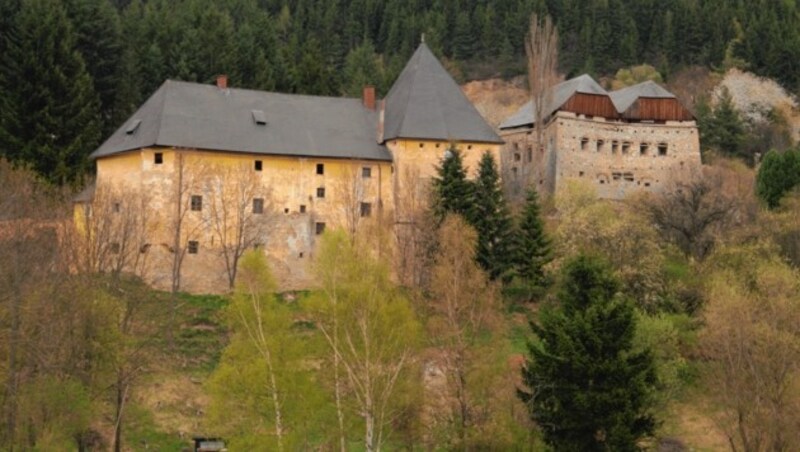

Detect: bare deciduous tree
427,215,501,447
524,14,560,189
205,163,274,289
647,168,741,260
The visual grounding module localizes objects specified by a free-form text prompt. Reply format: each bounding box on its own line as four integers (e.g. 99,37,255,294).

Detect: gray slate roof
382,43,503,144
499,74,608,129
609,80,675,112
91,81,392,161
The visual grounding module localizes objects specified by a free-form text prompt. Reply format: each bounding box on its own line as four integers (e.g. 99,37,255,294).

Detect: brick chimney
216,74,228,89
362,85,376,110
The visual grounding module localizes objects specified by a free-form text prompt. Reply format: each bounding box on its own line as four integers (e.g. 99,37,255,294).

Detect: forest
4,0,800,184
2,0,800,450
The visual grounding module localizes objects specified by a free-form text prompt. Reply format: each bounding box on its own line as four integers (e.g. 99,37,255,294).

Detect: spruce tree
756,148,800,209
0,0,101,186
432,145,473,220
470,152,515,280
519,255,657,451
516,187,552,287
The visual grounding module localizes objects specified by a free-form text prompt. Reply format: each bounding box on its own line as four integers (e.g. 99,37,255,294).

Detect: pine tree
63,0,123,135
515,187,552,287
342,40,383,97
470,152,515,280
708,87,746,160
756,148,800,209
432,145,473,220
0,0,101,186
519,255,657,451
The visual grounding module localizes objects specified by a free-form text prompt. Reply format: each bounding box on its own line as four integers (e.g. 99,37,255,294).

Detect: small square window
579,171,584,177
188,240,199,254
299,204,306,213
580,138,589,151
190,195,202,211
658,143,668,156
255,160,263,171
467,145,472,150
316,163,324,175
362,167,372,178
419,143,424,148
299,252,304,258
113,202,120,213
611,141,619,154
622,142,631,154
315,222,326,235
514,153,521,162
360,202,372,217
253,198,264,214
640,143,649,156
154,152,163,164
316,187,325,198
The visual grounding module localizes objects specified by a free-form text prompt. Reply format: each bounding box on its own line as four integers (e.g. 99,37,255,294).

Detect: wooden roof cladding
621,97,695,122
560,93,620,119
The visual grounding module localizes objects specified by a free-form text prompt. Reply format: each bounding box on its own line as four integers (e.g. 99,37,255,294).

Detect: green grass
124,403,187,451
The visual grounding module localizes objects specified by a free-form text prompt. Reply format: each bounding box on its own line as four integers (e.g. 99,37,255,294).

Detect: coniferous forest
3,0,800,183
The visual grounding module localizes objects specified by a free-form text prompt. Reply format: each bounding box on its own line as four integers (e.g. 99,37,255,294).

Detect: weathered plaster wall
95,148,393,293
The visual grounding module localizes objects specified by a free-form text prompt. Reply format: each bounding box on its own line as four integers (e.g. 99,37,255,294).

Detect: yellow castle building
77,42,503,292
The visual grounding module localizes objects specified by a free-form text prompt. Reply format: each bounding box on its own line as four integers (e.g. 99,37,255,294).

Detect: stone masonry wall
501,111,702,200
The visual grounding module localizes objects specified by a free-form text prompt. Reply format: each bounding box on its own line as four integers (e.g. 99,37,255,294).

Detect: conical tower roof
382,43,502,144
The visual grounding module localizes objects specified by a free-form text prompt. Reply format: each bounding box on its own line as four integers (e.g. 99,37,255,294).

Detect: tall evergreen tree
515,187,552,287
432,146,473,220
756,148,800,209
469,152,515,280
63,0,123,135
0,0,101,186
519,255,657,451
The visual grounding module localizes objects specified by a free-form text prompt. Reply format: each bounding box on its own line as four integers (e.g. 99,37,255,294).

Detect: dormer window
252,110,266,125
125,119,141,135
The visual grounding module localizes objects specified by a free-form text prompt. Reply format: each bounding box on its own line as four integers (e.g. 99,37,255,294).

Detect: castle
77,42,503,292
499,75,701,199
78,43,701,293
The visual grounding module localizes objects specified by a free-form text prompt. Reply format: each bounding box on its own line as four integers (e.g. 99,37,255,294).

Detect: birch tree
309,230,421,452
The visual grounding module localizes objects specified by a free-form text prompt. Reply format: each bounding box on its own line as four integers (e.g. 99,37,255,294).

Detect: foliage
432,146,473,220
514,187,552,291
611,64,663,90
0,0,101,186
756,148,800,209
701,242,800,451
307,230,421,451
469,152,515,280
696,88,746,161
207,251,317,450
520,255,657,451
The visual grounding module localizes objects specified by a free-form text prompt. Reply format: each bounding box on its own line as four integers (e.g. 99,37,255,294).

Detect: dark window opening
511,167,518,179
596,140,604,152
188,240,199,254
467,145,473,150
360,202,372,217
640,143,649,156
644,182,651,187
191,195,202,211
611,141,619,154
580,138,589,151
110,243,120,254
315,222,326,235
419,143,424,148
622,142,631,154
514,153,521,162
154,152,163,164
113,202,120,213
316,187,325,198
579,171,584,177
623,172,634,182
316,163,324,175
658,143,668,156
300,205,306,213
284,208,289,214
299,252,304,258
612,172,622,181
139,243,151,254
362,167,372,178
253,198,264,214
255,160,263,171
